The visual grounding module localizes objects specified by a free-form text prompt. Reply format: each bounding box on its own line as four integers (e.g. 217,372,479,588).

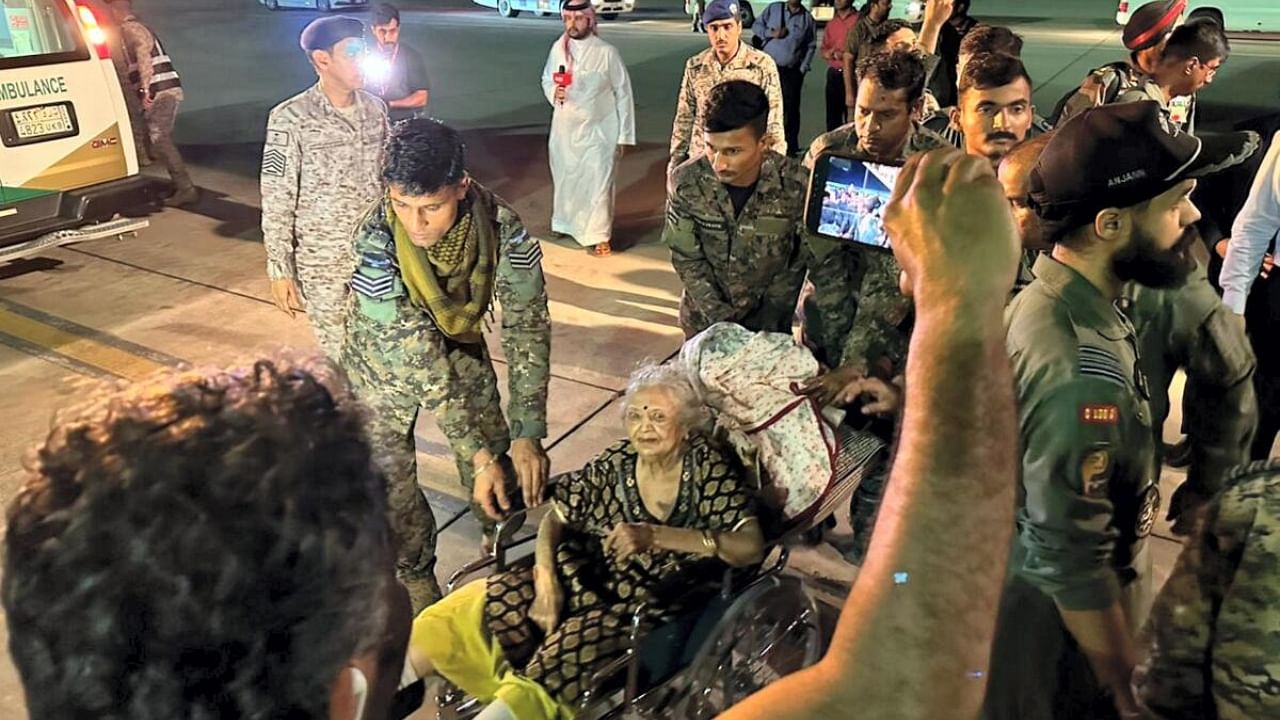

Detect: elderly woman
404,362,764,720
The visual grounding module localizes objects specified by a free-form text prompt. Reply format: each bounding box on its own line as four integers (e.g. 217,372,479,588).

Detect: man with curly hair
343,117,552,612
3,359,411,720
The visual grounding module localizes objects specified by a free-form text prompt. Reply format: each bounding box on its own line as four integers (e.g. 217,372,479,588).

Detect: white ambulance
0,0,161,262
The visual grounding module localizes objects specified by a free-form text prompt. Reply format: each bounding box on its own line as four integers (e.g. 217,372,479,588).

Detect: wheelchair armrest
444,509,531,593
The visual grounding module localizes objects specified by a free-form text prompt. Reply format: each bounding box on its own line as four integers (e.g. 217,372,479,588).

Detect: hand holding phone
805,151,904,252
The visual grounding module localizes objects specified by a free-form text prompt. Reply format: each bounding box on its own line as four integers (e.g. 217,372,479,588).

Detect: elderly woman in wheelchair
402,361,766,720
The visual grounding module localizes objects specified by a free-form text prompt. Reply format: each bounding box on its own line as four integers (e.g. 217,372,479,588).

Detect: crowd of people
3,0,1278,719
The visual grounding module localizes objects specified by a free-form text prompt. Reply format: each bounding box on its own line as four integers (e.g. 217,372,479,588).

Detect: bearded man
541,0,635,256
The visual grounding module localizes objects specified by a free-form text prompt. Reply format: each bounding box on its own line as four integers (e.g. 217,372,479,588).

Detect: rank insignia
261,148,287,177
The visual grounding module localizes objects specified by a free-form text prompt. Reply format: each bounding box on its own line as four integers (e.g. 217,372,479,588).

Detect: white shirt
1222,131,1280,314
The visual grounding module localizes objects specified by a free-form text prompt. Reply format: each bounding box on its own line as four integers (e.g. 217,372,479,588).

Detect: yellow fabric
388,200,493,344
411,580,573,720
426,212,472,273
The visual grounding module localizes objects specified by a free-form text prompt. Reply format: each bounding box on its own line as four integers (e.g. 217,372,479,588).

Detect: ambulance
0,0,162,262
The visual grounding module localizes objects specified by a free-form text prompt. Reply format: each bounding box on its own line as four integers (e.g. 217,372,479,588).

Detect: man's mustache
987,132,1018,143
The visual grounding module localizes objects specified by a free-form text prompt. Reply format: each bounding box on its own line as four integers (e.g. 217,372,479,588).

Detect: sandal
591,241,612,257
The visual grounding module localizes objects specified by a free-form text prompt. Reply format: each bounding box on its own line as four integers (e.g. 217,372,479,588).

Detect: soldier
1133,459,1280,720
801,49,948,386
342,118,551,613
107,0,197,206
796,50,946,565
1051,0,1185,126
1115,17,1230,135
944,54,1037,168
984,102,1258,720
922,26,1053,150
664,80,806,338
260,17,387,360
999,134,1261,536
668,0,785,180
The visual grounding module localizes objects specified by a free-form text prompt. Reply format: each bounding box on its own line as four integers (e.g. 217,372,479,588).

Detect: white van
1116,0,1280,33
0,0,160,261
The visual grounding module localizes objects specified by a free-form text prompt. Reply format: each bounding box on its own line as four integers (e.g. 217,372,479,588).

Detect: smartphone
805,152,905,251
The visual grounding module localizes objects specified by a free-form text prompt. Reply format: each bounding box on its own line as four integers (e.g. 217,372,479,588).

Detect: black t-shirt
724,181,758,218
375,43,431,123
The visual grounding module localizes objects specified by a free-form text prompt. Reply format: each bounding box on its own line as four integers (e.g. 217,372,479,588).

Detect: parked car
1116,0,1280,33
260,0,369,10
475,0,634,20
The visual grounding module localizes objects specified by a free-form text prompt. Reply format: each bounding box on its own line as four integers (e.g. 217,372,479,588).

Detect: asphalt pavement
0,0,1276,715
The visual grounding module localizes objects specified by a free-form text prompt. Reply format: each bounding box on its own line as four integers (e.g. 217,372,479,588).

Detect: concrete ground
1,0,1276,715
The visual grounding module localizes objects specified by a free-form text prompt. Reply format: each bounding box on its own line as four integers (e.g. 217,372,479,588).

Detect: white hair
621,361,709,433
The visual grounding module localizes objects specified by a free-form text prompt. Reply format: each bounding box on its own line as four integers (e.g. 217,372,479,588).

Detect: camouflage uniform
662,151,808,338
799,122,948,370
1052,60,1147,127
260,83,387,359
341,182,550,612
1123,258,1258,527
1133,459,1280,720
668,42,786,178
1116,81,1197,134
983,255,1160,720
1054,60,1197,133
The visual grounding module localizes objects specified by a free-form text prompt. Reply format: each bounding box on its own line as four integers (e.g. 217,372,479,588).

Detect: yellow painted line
0,307,168,382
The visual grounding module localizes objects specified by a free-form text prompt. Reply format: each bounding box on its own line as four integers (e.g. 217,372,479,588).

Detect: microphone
553,64,573,89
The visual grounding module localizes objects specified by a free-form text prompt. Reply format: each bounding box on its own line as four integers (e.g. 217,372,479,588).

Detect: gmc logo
92,137,119,148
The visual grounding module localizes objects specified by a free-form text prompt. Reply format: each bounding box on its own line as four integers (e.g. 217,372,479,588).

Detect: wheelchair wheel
664,576,822,718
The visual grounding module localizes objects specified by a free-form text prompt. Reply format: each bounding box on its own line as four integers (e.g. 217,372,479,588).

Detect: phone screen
806,153,904,251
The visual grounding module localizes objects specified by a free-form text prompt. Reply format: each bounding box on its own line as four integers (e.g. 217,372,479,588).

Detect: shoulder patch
506,232,543,270
1081,447,1112,498
266,129,289,147
1077,344,1128,388
262,148,287,177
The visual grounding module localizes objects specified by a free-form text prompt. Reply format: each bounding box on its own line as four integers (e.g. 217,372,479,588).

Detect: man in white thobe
541,0,636,256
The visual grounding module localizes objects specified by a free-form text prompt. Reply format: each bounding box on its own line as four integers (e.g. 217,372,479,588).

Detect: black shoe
164,186,200,207
1164,438,1193,468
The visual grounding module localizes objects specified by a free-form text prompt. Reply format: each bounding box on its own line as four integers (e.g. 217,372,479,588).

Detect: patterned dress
483,435,755,708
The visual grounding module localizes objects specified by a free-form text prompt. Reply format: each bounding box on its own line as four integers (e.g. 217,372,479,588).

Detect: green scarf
389,197,496,344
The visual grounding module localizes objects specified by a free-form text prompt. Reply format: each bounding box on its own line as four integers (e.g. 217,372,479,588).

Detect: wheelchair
393,424,885,720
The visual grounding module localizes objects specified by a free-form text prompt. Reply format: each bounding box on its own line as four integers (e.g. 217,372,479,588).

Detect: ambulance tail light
76,3,110,59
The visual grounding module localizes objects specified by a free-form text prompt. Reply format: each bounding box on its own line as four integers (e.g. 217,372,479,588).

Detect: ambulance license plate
12,104,75,140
